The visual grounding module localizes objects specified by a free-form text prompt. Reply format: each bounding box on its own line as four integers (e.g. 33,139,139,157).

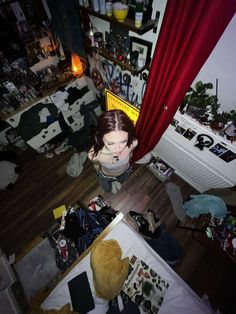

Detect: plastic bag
66,152,87,177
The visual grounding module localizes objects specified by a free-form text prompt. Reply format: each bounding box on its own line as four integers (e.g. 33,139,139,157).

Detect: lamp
71,52,84,77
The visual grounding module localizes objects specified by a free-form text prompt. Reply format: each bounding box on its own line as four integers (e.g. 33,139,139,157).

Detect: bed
41,213,215,314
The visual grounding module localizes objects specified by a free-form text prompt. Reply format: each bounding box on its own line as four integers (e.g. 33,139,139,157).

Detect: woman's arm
88,147,100,171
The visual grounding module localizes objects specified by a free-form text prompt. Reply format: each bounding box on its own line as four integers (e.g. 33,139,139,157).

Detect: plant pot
210,121,224,131
185,105,206,119
224,122,236,142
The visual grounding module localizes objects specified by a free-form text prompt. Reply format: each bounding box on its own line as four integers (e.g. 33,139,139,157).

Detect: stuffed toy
90,239,129,300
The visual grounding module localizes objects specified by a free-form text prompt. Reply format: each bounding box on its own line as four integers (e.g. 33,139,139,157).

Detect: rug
14,238,59,301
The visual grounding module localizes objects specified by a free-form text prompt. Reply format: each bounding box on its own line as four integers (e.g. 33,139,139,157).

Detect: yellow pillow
90,239,129,300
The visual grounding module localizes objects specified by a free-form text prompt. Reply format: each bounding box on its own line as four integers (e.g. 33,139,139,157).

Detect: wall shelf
86,45,148,75
78,5,159,35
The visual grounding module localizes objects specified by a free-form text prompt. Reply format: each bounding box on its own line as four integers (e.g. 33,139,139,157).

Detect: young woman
88,110,138,193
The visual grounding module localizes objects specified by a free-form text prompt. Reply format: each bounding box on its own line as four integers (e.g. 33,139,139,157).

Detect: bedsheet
41,220,215,314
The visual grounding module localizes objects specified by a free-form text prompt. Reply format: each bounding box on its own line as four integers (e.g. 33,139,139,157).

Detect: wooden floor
0,146,235,314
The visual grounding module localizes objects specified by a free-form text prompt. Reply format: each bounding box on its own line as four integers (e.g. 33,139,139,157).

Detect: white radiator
153,112,236,192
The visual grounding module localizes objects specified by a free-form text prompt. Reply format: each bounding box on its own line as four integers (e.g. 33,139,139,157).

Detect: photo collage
170,119,236,163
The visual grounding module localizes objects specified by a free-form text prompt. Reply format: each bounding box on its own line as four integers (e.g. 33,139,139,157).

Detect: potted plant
209,103,230,130
224,110,236,142
179,81,217,119
230,110,236,128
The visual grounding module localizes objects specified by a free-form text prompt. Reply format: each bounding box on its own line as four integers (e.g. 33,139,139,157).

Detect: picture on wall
171,119,179,127
130,37,152,66
175,125,186,135
183,128,197,140
219,150,236,163
209,143,228,156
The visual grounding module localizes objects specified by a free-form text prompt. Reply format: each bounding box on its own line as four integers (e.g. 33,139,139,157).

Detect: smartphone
68,271,95,313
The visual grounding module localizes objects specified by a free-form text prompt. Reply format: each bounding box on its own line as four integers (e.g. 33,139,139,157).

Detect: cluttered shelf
0,76,77,121
86,45,148,75
78,5,159,35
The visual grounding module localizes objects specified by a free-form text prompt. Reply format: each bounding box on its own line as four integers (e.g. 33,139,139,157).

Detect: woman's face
103,130,128,156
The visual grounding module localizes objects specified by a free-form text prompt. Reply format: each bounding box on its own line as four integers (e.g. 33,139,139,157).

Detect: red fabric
133,0,236,161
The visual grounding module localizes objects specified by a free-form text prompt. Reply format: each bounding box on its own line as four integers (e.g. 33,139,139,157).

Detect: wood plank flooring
0,146,235,314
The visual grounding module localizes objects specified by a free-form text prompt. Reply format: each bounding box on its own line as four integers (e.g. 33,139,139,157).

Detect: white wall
193,14,236,112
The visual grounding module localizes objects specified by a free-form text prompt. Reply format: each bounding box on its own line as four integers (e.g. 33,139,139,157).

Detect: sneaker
111,181,118,194
115,181,122,190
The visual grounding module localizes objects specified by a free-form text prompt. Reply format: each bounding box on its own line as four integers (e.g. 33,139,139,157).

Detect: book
68,271,95,313
122,255,169,313
53,204,67,219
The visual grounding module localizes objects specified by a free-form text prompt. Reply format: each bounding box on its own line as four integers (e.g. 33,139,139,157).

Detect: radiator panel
153,112,236,192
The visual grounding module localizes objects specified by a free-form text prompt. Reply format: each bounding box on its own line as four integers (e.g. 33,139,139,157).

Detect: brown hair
92,110,135,156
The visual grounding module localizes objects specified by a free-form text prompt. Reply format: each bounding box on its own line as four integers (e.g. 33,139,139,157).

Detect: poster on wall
105,89,140,125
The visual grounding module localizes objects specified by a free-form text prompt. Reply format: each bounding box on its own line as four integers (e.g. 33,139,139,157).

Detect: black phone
68,271,95,313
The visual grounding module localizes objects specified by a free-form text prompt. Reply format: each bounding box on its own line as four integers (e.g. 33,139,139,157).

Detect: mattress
41,219,215,314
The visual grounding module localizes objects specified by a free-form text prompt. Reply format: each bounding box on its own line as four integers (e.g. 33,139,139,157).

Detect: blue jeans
96,168,131,192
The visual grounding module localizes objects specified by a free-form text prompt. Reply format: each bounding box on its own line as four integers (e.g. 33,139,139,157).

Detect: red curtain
133,0,236,161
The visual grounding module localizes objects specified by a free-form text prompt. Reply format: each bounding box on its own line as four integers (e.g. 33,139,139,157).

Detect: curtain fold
133,0,236,161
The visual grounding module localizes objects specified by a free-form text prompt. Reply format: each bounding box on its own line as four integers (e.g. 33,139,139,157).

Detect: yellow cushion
90,239,129,300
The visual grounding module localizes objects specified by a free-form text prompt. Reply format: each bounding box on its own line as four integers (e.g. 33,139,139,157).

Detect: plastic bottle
99,0,106,14
135,0,143,28
83,0,89,7
88,22,95,47
92,0,99,11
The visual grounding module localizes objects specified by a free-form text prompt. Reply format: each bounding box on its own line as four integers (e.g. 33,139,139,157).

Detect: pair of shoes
111,181,122,194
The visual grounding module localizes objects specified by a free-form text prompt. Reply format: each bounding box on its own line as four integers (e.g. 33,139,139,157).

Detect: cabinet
0,251,27,313
3,76,99,150
6,96,52,129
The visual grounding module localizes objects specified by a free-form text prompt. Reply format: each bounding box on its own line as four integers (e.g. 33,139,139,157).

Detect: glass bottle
88,22,95,47
135,0,143,28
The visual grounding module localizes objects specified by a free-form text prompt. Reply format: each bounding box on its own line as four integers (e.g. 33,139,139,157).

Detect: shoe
111,181,118,194
115,181,122,190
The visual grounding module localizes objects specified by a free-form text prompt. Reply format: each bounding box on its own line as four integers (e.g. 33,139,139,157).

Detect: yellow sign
105,89,140,125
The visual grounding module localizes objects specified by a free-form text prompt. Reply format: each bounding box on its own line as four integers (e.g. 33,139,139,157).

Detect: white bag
66,152,87,177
